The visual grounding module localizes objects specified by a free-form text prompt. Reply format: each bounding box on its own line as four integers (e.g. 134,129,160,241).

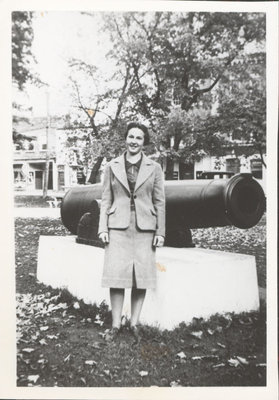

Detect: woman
98,122,165,341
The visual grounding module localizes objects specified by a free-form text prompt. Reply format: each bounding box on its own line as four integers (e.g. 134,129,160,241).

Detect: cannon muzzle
164,173,265,230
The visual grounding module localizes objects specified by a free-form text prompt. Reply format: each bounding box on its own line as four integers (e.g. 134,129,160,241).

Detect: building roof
13,115,66,134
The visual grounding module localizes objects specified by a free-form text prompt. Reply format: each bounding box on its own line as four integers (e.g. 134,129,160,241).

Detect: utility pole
43,88,50,198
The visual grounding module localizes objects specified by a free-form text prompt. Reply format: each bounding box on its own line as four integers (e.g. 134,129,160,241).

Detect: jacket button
133,195,137,199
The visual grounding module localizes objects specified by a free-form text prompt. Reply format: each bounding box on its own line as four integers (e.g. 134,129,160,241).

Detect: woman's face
126,127,145,155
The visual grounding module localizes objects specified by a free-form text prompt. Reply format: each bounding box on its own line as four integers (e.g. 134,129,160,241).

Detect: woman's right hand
98,232,109,244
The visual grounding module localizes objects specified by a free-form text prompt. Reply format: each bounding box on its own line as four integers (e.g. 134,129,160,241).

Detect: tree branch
182,53,238,110
70,77,99,136
113,66,131,123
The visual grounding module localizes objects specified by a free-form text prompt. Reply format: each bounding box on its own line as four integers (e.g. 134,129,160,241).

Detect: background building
13,117,85,193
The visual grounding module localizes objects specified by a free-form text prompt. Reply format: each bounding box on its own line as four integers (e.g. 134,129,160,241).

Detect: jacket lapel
134,153,155,192
110,154,130,193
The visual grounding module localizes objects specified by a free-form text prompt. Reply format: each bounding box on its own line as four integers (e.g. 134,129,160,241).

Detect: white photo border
0,1,277,399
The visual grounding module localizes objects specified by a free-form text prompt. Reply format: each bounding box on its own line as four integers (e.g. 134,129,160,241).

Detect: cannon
60,173,265,248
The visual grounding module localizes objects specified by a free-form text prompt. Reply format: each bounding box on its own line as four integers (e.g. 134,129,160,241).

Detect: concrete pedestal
37,236,260,330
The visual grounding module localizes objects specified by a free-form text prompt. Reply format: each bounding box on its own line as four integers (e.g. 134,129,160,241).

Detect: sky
24,11,113,117
19,10,265,120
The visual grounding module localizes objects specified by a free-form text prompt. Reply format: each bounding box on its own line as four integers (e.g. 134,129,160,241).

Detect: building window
14,170,26,189
226,158,240,174
28,171,34,183
179,162,194,180
42,144,47,150
250,159,263,179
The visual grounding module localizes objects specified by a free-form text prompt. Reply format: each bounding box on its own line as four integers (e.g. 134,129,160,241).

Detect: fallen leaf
190,331,203,339
40,326,49,331
256,363,266,368
22,348,35,353
80,377,86,384
192,355,219,361
217,342,226,349
236,356,249,365
139,370,148,377
37,358,47,364
57,302,68,309
228,358,241,367
27,375,39,383
73,302,80,309
85,360,97,366
212,363,226,369
207,329,214,335
104,369,110,376
64,354,71,363
39,339,47,345
46,335,58,340
176,351,186,359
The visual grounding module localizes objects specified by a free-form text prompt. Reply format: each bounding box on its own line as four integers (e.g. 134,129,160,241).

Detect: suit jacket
98,152,165,237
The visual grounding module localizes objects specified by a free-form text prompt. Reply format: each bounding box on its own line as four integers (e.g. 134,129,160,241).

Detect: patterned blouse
125,153,142,209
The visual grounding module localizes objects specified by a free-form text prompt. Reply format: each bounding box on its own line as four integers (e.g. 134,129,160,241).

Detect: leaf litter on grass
15,215,266,387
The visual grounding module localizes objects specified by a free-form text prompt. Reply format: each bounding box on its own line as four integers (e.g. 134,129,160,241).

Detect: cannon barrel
61,173,265,235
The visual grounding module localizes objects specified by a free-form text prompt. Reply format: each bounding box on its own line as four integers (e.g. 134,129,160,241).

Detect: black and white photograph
0,0,278,399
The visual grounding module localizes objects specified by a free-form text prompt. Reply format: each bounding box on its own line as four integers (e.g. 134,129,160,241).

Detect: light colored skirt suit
102,210,156,289
98,152,166,290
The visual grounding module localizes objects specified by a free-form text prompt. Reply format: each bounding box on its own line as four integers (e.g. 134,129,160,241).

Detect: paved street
13,207,61,218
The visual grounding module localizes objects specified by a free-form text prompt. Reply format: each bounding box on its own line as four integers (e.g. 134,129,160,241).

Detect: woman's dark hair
125,122,150,145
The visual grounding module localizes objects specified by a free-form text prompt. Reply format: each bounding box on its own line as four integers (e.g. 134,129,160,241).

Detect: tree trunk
43,90,50,198
88,156,104,184
43,158,50,198
258,145,267,168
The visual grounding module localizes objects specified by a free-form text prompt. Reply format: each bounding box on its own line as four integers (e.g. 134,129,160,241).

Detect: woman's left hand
153,235,165,247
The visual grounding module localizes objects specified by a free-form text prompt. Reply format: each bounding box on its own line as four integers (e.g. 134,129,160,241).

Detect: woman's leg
110,288,125,329
130,287,146,327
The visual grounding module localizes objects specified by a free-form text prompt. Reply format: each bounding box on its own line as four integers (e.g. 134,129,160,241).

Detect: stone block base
37,236,259,330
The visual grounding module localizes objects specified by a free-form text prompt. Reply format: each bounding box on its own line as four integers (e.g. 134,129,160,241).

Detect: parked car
196,171,235,179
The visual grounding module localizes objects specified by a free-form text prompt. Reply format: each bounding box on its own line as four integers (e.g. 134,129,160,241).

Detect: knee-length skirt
101,210,156,289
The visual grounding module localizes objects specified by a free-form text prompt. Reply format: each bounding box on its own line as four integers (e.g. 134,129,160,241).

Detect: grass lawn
15,213,266,387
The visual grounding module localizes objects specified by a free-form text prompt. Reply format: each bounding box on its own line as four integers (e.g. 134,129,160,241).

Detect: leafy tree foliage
102,12,266,172
65,55,133,182
67,12,266,179
12,11,44,149
211,53,266,167
12,11,36,90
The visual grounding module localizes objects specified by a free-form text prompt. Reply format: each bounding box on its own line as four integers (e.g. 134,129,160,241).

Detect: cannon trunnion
60,173,265,248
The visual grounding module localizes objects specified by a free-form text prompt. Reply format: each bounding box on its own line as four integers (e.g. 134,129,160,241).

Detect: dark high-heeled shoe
129,325,141,344
104,327,120,342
